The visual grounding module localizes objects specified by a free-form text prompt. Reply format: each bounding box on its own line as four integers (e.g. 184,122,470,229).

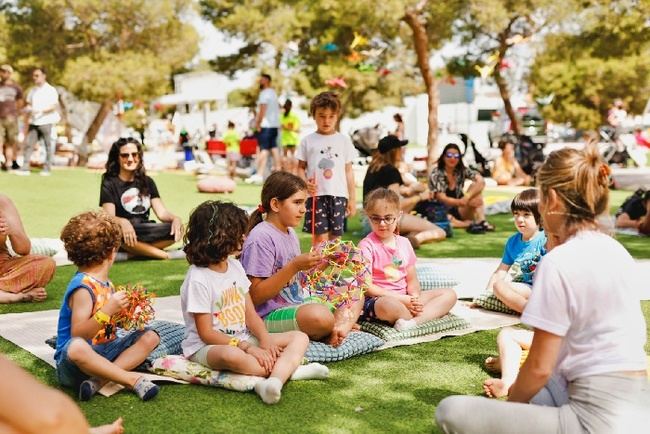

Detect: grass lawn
1,168,648,433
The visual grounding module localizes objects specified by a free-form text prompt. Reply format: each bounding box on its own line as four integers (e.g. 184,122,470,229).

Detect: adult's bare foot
483,378,509,398
90,417,124,434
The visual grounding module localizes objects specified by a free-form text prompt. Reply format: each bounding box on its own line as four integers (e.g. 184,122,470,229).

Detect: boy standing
297,92,356,243
55,211,160,401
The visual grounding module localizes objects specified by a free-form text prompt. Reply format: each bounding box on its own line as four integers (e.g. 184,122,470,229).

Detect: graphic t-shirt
502,230,547,285
616,194,647,220
0,82,23,118
55,272,117,364
181,260,252,357
257,88,280,128
99,176,161,222
281,111,300,146
359,232,417,295
240,221,307,318
296,131,356,198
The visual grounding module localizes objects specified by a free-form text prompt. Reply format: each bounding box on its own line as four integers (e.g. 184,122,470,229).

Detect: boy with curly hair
55,211,161,401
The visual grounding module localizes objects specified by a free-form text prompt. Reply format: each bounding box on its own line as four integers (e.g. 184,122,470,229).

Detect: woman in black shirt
100,138,183,259
362,135,446,248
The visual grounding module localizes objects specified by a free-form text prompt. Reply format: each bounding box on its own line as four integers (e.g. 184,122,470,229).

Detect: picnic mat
0,296,518,368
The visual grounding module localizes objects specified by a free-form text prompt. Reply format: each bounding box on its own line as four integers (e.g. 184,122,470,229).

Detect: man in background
0,64,24,171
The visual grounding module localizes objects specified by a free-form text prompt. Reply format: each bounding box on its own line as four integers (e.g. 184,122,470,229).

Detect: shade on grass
1,168,648,433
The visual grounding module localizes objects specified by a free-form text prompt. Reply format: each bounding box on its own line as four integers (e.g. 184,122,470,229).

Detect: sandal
479,220,495,232
466,222,486,234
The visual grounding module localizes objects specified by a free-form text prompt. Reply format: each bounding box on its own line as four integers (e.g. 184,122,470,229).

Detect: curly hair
61,211,122,267
103,137,148,197
184,201,248,267
309,91,341,116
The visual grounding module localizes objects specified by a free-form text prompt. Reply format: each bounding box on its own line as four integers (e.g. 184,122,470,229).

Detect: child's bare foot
483,378,509,398
90,417,124,434
484,356,501,374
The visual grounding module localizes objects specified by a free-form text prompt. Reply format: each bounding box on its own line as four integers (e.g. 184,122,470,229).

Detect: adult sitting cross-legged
0,194,55,303
100,138,183,260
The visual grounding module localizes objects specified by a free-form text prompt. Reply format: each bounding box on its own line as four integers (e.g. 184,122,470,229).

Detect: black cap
378,135,408,154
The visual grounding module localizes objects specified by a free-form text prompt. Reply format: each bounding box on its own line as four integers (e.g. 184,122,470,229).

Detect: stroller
459,133,491,177
499,133,546,177
350,125,383,157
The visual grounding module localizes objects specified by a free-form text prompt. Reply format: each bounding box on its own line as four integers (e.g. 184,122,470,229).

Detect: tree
2,0,199,163
529,0,650,129
201,0,461,163
452,0,570,135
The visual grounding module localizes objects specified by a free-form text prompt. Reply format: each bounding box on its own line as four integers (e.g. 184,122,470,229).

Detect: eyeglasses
445,152,461,159
368,215,398,225
119,152,139,159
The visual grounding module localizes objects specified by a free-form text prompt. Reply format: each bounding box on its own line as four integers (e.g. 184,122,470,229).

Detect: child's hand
346,200,356,217
409,296,424,315
259,340,282,360
247,346,275,374
170,217,184,242
306,178,317,196
103,291,129,316
292,251,322,271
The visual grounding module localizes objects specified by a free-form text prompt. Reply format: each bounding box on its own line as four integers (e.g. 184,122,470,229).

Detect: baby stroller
459,133,491,177
350,125,383,157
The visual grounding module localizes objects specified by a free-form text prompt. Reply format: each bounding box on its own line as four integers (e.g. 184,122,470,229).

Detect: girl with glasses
100,138,183,259
358,188,456,331
429,143,494,233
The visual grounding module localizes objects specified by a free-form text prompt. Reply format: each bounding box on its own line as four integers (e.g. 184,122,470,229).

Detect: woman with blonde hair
436,145,649,433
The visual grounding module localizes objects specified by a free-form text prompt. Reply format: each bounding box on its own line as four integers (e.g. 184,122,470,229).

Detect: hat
378,135,408,154
0,65,13,73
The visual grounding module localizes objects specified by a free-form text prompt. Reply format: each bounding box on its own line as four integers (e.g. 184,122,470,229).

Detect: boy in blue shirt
55,211,160,401
485,188,546,313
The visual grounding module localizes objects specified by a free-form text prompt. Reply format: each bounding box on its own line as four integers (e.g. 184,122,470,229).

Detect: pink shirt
359,232,416,295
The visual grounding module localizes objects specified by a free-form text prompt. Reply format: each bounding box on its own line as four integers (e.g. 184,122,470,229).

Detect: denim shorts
56,329,151,390
257,127,279,150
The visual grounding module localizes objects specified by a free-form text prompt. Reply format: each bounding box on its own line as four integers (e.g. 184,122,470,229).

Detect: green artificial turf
1,168,648,433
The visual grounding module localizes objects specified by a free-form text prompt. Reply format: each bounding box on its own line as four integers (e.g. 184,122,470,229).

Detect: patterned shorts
303,195,348,236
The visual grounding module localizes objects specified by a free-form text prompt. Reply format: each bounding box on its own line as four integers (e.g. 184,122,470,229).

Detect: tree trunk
77,100,112,166
494,35,519,136
403,6,439,171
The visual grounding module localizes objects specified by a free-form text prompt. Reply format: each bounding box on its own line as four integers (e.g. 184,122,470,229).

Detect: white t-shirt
521,231,647,382
257,88,280,128
296,131,356,198
180,260,251,357
26,82,60,126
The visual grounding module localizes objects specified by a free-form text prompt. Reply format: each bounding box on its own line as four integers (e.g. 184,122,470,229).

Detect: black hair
32,66,46,75
436,143,465,172
284,99,292,116
261,73,272,82
103,137,148,197
227,121,235,129
184,201,248,267
644,191,650,202
247,171,308,233
511,188,541,225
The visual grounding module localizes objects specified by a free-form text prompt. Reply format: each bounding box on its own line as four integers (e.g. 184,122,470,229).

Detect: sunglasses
119,152,139,159
368,215,397,225
445,152,461,159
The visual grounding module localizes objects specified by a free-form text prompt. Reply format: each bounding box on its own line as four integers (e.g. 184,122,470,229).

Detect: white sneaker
40,170,51,177
13,170,30,176
245,173,263,185
166,249,186,260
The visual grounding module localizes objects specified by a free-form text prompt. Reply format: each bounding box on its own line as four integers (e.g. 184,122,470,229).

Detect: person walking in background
0,64,24,172
393,113,405,140
280,99,300,175
247,74,281,184
16,67,60,176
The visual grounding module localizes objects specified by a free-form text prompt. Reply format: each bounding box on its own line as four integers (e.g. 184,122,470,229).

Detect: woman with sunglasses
362,135,446,248
100,138,183,259
429,143,493,233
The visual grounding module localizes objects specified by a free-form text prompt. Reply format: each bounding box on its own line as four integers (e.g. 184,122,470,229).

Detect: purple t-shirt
240,221,307,318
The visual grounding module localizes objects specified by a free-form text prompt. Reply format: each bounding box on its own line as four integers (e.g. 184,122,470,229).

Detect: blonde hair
536,146,609,225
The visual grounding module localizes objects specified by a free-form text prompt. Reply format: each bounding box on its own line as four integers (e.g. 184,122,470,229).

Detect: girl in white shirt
436,146,649,433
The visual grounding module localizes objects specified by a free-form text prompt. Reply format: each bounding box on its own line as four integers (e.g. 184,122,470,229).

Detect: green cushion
415,264,459,290
360,313,470,341
305,331,385,363
472,292,519,315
